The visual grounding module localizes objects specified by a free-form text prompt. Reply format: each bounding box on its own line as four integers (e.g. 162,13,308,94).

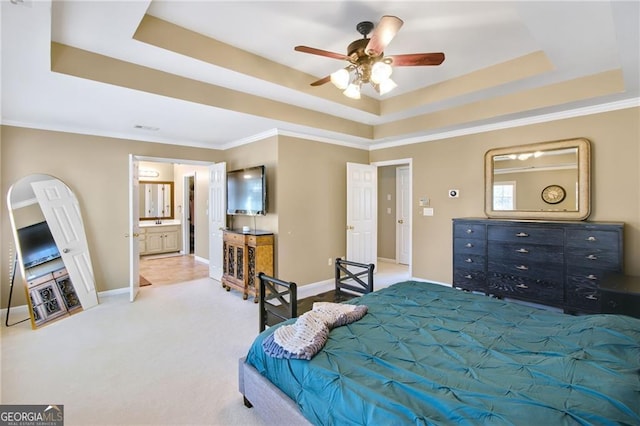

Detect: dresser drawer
454,223,486,239
565,274,601,313
487,272,563,305
488,259,563,282
52,268,68,279
488,242,563,265
453,238,486,255
224,232,245,245
453,253,485,271
488,225,563,246
566,247,620,268
453,269,486,292
27,273,54,288
566,229,620,249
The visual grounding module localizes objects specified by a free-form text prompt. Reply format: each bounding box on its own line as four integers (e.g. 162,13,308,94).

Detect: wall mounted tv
17,221,61,269
227,165,267,216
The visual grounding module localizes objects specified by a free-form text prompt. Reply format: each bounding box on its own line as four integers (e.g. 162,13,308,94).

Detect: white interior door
396,166,411,265
129,155,140,302
346,162,377,267
31,179,99,309
209,162,226,281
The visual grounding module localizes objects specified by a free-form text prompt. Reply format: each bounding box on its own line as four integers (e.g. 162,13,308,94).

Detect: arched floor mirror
7,174,98,329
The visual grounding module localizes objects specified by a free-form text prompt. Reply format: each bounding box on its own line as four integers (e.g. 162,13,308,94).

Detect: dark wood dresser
599,274,640,318
452,218,624,314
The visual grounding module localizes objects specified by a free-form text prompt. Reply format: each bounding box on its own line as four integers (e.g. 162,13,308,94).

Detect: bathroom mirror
485,138,591,220
7,174,98,328
139,181,174,220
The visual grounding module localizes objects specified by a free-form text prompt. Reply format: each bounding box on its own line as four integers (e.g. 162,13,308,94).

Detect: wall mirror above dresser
7,174,98,328
485,138,591,220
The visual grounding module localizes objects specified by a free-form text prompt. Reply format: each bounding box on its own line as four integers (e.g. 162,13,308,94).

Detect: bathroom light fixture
139,168,160,178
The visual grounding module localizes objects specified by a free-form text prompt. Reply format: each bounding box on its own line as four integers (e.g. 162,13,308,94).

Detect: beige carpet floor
1,278,268,426
1,262,409,425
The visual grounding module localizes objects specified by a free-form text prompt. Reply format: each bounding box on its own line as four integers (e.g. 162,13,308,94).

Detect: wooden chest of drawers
453,218,624,314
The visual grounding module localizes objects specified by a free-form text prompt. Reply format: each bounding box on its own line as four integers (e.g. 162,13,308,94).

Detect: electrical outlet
328,258,332,266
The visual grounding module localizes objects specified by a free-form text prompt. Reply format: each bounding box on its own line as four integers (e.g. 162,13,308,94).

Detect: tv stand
221,230,274,302
25,262,82,327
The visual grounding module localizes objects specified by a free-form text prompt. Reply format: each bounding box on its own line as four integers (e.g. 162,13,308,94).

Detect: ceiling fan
295,16,445,99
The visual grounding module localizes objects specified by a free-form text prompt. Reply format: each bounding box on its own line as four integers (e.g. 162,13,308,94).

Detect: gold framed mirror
485,138,591,220
139,181,174,220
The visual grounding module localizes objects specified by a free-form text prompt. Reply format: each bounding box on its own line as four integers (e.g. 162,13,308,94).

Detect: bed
239,280,640,425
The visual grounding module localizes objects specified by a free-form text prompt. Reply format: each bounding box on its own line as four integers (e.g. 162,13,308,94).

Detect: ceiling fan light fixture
343,83,361,99
377,78,397,95
370,61,393,84
330,68,350,90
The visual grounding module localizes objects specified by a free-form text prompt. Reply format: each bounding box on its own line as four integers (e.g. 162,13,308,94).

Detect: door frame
182,174,195,255
371,158,412,276
129,155,213,301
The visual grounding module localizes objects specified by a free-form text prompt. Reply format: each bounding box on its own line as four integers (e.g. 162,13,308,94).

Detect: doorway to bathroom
129,156,214,299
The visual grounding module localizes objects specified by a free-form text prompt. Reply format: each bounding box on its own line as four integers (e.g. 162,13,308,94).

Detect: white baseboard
194,255,209,264
295,278,335,298
377,257,396,263
99,287,129,298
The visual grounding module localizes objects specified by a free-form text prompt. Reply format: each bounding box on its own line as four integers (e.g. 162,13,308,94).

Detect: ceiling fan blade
310,75,332,86
389,52,445,66
295,46,349,61
365,15,404,57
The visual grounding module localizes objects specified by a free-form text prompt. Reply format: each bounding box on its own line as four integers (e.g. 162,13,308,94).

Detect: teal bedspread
245,281,640,425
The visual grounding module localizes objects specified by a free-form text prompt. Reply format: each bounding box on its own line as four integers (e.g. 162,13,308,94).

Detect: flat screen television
227,165,267,215
17,221,61,268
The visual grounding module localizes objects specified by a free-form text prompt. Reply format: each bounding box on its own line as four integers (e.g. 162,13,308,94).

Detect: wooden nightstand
599,275,640,318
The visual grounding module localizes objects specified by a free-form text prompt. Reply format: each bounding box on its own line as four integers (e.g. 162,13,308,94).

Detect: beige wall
1,126,223,306
370,107,640,282
224,136,278,235
2,106,638,308
276,136,368,284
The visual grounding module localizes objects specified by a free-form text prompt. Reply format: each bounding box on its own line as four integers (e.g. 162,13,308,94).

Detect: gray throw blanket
262,302,368,360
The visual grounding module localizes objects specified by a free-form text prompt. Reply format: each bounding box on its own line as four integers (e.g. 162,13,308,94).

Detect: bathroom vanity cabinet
139,224,181,255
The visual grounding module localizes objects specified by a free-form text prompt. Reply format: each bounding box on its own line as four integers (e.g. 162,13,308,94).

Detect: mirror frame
139,180,174,220
484,138,591,220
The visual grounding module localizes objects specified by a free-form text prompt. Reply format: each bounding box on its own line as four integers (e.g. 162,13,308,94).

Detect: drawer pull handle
465,258,473,263
516,284,529,289
515,265,529,270
587,236,597,241
466,229,473,234
586,274,598,280
516,232,529,237
464,274,473,279
516,248,529,253
465,243,473,248
586,294,598,300
586,254,598,260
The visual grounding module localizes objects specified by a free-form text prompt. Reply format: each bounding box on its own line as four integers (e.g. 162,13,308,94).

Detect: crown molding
369,97,640,151
3,97,637,152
